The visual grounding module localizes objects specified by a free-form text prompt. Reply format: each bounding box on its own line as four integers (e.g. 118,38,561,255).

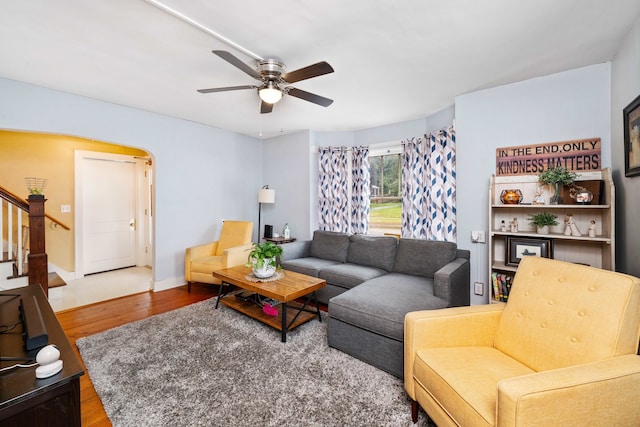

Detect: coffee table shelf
220,297,317,331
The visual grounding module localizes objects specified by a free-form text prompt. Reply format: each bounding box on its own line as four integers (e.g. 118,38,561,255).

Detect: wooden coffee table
211,265,326,342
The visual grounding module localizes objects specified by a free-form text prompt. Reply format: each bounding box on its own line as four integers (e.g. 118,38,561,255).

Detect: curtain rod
315,123,454,153
318,145,370,153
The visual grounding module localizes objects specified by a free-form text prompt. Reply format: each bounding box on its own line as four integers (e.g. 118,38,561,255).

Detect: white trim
152,276,184,292
369,141,402,157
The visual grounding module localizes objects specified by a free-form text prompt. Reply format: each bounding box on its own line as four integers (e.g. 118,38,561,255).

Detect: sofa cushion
319,263,388,290
346,234,397,272
214,221,252,256
393,239,457,278
281,257,341,278
190,255,223,273
329,273,448,341
414,346,534,426
309,230,350,262
495,256,640,372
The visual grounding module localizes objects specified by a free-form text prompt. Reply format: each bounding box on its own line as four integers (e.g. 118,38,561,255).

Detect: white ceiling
1,1,639,139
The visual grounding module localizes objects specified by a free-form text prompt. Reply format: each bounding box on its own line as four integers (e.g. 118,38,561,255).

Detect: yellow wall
0,130,148,272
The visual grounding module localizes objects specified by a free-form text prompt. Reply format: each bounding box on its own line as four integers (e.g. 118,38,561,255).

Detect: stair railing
0,185,70,296
0,196,28,274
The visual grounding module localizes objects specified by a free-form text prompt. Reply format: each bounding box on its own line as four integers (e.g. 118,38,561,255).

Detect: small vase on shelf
538,166,579,205
528,211,558,235
550,183,563,205
537,225,550,235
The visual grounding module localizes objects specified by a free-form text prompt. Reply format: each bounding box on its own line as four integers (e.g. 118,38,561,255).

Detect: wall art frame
505,236,553,266
624,93,640,177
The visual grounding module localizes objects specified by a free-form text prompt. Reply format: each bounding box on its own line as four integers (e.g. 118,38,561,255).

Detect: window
368,145,402,236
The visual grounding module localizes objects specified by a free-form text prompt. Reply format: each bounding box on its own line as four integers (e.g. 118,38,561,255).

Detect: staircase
0,184,70,295
0,255,27,289
0,259,67,297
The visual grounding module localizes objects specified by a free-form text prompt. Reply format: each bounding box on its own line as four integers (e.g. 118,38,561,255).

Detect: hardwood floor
56,283,218,427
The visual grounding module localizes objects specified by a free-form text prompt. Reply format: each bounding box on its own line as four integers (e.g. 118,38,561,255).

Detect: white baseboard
152,276,186,292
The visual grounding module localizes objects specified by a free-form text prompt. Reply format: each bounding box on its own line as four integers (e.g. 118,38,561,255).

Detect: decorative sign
496,138,601,176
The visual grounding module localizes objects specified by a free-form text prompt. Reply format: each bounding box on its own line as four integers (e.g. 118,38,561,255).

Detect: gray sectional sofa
279,230,470,378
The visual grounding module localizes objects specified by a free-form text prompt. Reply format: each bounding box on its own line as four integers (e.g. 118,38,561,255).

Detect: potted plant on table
247,241,283,279
528,211,559,235
538,166,579,204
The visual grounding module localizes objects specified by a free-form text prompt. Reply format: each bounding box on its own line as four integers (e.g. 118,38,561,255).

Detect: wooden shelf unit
488,168,615,302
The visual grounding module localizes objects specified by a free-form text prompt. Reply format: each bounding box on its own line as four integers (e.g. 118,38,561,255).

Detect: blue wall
0,77,263,289
456,63,612,304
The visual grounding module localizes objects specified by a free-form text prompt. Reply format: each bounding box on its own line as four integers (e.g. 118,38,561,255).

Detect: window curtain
401,125,456,241
318,147,349,232
351,146,370,234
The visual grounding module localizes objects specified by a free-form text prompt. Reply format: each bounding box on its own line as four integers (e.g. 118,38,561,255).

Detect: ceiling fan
198,50,334,114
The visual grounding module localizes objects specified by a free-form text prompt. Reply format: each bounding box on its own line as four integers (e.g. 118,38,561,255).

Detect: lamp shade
258,188,276,204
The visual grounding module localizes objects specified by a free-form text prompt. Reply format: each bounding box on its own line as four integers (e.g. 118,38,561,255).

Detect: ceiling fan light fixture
259,82,282,104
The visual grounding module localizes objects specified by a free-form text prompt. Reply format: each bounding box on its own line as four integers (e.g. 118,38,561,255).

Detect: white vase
537,225,549,234
251,257,276,278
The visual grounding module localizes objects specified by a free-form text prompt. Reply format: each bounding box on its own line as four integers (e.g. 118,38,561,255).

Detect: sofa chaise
280,230,470,378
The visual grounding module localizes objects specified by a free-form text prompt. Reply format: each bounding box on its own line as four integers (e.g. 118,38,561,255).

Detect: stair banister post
27,195,48,296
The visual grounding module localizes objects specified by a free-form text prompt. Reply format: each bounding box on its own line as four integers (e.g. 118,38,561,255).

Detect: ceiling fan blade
260,101,273,114
287,87,333,107
197,85,257,94
212,50,261,80
281,61,334,84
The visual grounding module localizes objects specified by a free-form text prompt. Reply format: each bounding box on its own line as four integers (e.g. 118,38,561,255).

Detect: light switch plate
471,230,486,243
474,282,484,296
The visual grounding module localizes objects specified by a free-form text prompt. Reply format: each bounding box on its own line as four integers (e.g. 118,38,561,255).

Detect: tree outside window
369,151,401,236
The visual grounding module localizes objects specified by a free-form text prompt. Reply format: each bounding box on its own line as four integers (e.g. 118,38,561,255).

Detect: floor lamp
258,185,275,242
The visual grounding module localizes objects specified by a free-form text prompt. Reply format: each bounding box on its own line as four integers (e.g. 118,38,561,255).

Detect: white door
80,154,137,275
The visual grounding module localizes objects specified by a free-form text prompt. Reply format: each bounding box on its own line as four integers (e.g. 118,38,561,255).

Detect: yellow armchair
405,256,640,426
185,220,253,291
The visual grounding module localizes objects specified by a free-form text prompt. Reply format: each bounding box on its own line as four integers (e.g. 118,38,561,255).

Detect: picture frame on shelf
623,93,640,177
505,236,553,266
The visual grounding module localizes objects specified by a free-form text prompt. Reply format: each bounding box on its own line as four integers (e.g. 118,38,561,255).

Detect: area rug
76,298,432,426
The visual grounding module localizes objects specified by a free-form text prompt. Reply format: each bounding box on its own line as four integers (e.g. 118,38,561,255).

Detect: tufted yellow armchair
185,220,253,292
405,256,640,426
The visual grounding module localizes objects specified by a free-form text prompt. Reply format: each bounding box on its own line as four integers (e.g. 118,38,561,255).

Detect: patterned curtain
401,126,456,241
351,146,370,234
318,147,349,232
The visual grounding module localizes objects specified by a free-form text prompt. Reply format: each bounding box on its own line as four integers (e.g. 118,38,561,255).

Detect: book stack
491,272,513,302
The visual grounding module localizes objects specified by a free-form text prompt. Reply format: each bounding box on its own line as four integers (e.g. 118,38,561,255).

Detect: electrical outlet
471,230,486,243
60,204,71,213
474,282,484,296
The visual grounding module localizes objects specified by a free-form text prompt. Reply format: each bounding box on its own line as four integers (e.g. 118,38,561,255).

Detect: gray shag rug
77,298,432,427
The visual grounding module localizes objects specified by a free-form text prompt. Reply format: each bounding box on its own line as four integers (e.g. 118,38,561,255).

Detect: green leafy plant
246,242,283,269
528,211,559,227
538,166,579,185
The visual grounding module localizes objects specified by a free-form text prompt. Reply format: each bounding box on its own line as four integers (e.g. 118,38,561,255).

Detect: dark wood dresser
0,285,84,426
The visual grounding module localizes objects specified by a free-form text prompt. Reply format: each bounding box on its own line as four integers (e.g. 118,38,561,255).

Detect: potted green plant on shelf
528,211,559,235
246,241,283,279
538,166,579,204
